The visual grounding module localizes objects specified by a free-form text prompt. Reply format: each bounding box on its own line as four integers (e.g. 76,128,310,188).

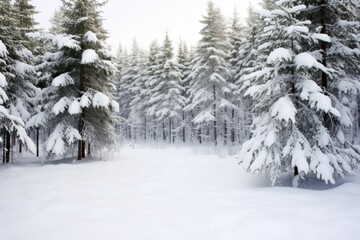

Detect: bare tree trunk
162,122,166,141
78,65,85,161
3,129,6,163
144,116,147,141
182,111,186,143
213,85,217,146
88,143,91,156
36,128,39,157
5,131,11,163
82,140,86,158
169,118,172,144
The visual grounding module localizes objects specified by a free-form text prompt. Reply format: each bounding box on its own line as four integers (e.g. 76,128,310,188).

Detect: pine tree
49,7,66,34
238,0,359,186
0,0,36,162
177,39,191,143
186,1,233,146
146,33,185,143
301,0,360,144
34,0,118,160
119,39,144,141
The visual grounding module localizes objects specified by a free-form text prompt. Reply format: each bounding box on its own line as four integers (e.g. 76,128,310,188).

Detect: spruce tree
238,0,359,186
186,1,233,146
35,0,118,160
0,0,36,162
146,33,185,143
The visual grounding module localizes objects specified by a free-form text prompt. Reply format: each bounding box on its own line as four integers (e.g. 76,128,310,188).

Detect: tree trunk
78,64,85,161
19,143,22,153
162,122,166,141
182,111,186,143
3,129,6,163
12,131,16,146
169,118,172,144
294,166,299,176
144,116,147,140
88,143,91,156
213,85,217,146
36,128,39,157
198,128,202,144
231,109,235,143
5,131,11,163
82,140,86,158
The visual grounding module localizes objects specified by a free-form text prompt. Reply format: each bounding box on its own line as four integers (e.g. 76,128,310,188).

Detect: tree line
115,0,360,184
0,0,359,185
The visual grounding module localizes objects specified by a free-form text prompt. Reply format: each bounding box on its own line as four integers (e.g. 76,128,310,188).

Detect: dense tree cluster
1,0,118,162
0,0,359,185
116,0,360,185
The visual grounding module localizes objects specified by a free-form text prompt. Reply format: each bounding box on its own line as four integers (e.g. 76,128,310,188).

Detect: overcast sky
32,0,258,53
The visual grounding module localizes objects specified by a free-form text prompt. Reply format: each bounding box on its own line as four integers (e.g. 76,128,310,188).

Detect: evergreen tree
146,33,185,143
49,7,66,34
238,0,359,186
36,0,118,160
0,0,36,162
186,1,233,146
301,0,360,144
119,39,145,141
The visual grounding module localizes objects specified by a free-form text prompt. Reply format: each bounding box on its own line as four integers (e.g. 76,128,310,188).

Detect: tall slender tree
186,1,233,146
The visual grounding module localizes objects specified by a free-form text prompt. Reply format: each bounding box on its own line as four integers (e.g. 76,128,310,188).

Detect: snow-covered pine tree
301,0,360,144
49,7,66,35
146,33,185,143
177,39,191,143
114,42,129,138
12,0,40,153
0,0,36,163
186,1,233,146
228,8,246,147
119,39,145,141
238,0,359,186
36,0,118,160
134,39,160,141
233,4,265,146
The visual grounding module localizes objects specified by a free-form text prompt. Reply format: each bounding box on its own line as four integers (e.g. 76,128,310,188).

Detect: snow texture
0,147,359,240
84,31,98,43
92,92,110,108
81,49,99,64
52,73,74,87
0,40,7,57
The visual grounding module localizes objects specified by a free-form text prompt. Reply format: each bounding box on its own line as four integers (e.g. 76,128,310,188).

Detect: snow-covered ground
0,146,359,240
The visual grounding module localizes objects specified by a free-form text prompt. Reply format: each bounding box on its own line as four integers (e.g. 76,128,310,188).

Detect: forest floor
0,145,359,240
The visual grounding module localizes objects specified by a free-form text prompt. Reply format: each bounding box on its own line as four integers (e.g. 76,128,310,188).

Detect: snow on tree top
92,92,110,108
52,73,74,87
15,61,36,75
267,48,293,64
270,96,297,123
81,49,99,64
294,52,332,74
68,99,82,115
312,33,331,43
76,16,89,24
84,31,98,43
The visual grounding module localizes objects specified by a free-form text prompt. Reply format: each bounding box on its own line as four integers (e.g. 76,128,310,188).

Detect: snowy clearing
0,146,359,240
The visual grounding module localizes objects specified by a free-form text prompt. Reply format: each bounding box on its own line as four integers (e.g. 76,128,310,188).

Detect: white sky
32,0,258,53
